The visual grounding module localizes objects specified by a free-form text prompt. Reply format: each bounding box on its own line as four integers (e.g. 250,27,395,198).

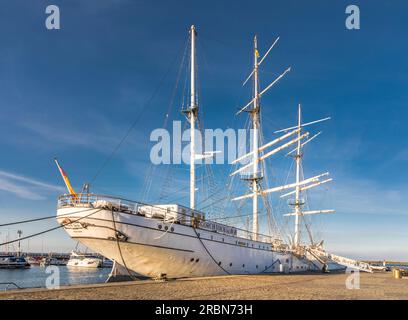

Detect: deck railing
58,193,139,213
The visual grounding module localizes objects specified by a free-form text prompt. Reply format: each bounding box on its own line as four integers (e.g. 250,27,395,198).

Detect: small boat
66,251,102,268
0,255,30,269
40,256,67,267
26,256,42,265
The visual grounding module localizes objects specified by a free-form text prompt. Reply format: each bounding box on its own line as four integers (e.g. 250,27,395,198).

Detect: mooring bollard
392,268,402,279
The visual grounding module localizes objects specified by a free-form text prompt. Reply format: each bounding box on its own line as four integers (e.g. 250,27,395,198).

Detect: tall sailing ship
56,25,373,279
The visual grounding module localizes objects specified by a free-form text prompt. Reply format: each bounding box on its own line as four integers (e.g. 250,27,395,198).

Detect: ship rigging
54,25,374,279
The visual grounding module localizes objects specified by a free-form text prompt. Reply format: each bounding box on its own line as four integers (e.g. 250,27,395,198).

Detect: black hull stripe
72,236,194,253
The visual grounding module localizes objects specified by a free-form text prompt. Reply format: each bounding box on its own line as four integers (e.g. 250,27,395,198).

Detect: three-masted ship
56,25,371,279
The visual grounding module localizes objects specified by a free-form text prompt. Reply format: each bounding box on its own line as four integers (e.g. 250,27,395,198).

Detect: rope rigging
0,206,96,228
142,37,190,203
0,208,103,247
90,37,189,186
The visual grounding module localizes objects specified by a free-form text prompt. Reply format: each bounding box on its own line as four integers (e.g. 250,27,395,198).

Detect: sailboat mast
252,36,260,239
293,104,302,247
189,25,197,210
17,230,22,257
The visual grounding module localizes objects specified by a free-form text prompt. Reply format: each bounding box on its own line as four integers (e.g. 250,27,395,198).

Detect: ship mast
185,25,218,210
293,104,303,247
232,39,334,248
189,25,197,210
251,36,260,239
277,106,334,250
231,35,291,241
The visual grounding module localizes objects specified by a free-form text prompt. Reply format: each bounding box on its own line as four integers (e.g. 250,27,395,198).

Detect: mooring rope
191,225,231,275
262,259,281,273
110,208,138,281
0,208,103,247
191,225,287,276
0,207,98,228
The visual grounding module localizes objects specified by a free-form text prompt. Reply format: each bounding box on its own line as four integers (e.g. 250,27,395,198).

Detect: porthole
164,226,168,231
222,238,224,242
256,265,258,269
170,227,174,232
195,258,199,263
252,244,254,247
190,258,194,262
242,264,245,268
218,261,222,266
229,263,232,267
158,225,162,229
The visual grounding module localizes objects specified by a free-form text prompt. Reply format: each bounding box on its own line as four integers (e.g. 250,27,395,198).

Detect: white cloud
332,176,407,216
0,170,64,200
0,170,63,191
18,121,119,153
16,114,148,156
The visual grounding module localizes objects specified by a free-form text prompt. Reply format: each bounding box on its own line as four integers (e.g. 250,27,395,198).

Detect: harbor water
0,266,111,290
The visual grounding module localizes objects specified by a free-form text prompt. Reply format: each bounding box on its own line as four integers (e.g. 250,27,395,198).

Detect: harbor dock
1,272,407,300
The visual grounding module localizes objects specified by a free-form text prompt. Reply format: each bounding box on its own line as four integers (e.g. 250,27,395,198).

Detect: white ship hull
57,206,320,279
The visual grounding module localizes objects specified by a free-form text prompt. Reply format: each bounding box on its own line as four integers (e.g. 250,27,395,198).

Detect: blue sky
0,0,407,260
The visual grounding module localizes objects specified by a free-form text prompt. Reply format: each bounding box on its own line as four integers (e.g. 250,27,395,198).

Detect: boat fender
192,218,198,228
62,218,71,225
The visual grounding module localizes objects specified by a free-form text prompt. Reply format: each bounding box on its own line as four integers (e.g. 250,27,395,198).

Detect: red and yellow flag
54,158,77,199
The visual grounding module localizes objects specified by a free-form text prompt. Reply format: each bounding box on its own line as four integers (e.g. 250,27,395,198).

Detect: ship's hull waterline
57,206,320,279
